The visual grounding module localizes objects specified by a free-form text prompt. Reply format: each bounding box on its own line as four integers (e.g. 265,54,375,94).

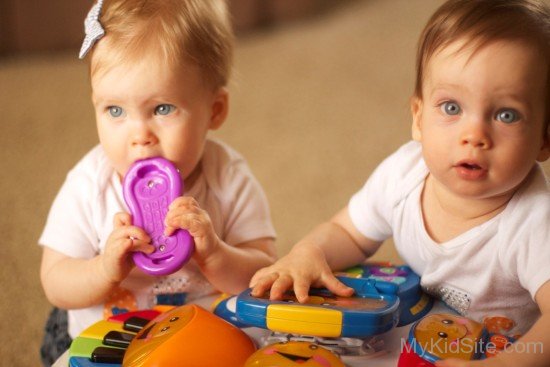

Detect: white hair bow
79,0,105,59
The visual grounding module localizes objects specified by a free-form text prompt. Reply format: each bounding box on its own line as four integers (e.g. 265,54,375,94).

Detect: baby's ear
209,87,229,131
410,96,423,142
536,125,550,162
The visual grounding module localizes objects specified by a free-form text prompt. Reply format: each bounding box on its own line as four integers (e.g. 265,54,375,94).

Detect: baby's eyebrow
91,94,123,106
430,82,466,93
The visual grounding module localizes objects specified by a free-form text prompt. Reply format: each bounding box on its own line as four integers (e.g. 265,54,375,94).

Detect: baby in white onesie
251,1,550,366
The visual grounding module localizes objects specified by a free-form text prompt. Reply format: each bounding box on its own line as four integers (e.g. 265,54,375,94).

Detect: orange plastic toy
244,341,345,367
123,304,256,367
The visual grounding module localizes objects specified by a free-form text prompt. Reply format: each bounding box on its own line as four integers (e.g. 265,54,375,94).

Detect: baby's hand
249,244,354,303
164,197,220,264
102,212,153,283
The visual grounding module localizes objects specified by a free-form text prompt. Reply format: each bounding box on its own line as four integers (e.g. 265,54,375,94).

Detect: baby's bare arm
197,237,277,295
40,247,119,309
163,196,277,294
250,206,382,302
40,212,153,309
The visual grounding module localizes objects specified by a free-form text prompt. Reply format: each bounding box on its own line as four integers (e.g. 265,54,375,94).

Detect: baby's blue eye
154,104,175,116
108,106,124,118
441,101,461,116
496,109,519,124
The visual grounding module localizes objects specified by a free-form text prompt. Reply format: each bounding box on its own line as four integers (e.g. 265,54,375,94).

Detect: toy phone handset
123,157,195,276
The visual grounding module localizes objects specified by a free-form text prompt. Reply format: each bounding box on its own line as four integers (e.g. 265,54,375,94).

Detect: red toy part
398,342,435,367
108,310,161,324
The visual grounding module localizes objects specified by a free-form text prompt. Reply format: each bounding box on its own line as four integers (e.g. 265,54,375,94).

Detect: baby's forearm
41,255,119,309
488,314,550,367
295,221,371,271
197,238,276,295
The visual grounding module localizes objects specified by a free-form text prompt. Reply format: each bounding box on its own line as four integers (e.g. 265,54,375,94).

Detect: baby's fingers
293,278,312,303
321,274,355,298
113,212,132,229
129,239,155,254
269,274,294,301
250,272,278,297
164,211,208,237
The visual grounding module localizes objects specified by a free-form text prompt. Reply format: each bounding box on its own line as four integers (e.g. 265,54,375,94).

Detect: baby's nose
460,118,492,149
131,120,158,146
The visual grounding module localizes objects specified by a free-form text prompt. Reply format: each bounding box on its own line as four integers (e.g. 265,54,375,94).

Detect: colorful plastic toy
244,341,345,367
335,262,433,326
212,293,250,328
398,313,516,366
68,305,256,367
68,311,153,366
123,157,195,275
123,304,256,367
236,281,400,338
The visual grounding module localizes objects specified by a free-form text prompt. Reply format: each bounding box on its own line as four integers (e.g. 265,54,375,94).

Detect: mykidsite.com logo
401,338,544,357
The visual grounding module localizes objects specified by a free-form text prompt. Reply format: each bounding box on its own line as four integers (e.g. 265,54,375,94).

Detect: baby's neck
184,162,203,192
421,175,515,243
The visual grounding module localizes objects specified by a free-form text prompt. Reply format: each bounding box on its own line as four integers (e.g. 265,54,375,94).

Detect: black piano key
123,316,150,332
91,346,125,364
103,330,135,348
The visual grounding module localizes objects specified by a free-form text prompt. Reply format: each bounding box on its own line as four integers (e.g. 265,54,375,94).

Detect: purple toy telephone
123,157,194,275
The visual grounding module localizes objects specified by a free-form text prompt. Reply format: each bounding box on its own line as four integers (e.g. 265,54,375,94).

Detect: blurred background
1,0,549,366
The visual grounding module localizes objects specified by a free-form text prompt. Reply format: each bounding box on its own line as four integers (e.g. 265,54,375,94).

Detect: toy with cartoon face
123,304,255,367
411,313,484,361
244,341,345,367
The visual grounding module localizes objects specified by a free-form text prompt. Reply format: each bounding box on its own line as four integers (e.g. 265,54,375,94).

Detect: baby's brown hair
414,0,550,133
87,0,234,89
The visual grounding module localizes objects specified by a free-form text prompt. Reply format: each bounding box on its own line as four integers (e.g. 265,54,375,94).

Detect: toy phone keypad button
141,199,168,235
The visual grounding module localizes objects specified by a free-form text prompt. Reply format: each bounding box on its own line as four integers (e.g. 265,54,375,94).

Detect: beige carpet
1,0,549,365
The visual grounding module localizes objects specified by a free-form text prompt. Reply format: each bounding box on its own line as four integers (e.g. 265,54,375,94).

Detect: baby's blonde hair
414,0,550,132
88,0,234,89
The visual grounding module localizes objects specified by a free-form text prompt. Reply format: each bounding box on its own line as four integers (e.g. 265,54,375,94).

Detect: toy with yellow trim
235,262,432,338
236,279,400,338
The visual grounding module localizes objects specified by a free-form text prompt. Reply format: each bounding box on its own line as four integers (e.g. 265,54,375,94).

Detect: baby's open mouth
454,161,487,179
460,163,481,170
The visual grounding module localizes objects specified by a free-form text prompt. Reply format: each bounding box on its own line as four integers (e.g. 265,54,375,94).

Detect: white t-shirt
349,141,550,335
39,139,276,337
